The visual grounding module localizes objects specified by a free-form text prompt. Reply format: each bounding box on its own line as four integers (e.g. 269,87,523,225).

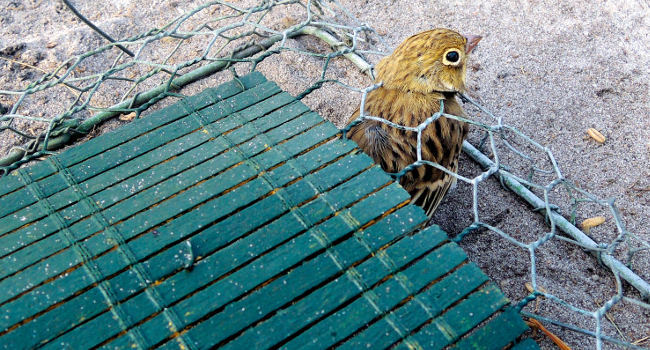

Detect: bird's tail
410,174,454,218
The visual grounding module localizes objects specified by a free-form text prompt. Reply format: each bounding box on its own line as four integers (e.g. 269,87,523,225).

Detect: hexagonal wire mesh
0,0,648,348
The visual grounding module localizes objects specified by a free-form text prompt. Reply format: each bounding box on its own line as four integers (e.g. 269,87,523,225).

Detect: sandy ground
1,0,649,348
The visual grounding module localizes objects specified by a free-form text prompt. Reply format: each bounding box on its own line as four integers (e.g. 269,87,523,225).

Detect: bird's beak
464,35,482,54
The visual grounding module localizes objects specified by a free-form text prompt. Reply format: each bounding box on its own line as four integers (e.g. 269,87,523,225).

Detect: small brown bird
346,28,481,217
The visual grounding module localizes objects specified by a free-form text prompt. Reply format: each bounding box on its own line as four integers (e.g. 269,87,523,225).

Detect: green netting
0,0,648,348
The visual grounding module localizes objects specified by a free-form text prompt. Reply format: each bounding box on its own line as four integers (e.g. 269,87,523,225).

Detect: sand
0,0,648,348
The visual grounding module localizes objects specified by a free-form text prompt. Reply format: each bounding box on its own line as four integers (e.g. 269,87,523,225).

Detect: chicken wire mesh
0,0,648,348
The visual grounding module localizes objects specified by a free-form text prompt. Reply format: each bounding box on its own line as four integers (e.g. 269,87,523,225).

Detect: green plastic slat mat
0,72,537,350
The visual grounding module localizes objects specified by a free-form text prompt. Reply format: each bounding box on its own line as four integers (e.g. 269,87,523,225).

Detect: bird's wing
410,159,458,218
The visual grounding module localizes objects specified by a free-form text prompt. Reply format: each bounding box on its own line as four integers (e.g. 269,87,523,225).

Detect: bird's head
375,28,481,94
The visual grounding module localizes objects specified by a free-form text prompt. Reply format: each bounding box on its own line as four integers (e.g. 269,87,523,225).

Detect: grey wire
61,0,135,57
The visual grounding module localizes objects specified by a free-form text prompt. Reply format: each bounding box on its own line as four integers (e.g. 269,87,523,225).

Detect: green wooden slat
225,226,452,350
281,242,467,350
86,175,399,349
0,157,304,332
56,71,265,167
144,186,414,350
395,283,509,350
0,92,298,266
0,106,322,296
338,262,490,350
0,124,346,335
42,158,386,350
101,116,318,233
0,73,266,220
209,213,438,347
0,80,277,238
0,148,253,294
139,158,374,303
149,169,387,303
97,121,326,248
59,78,272,184
136,153,375,288
0,78,279,226
133,139,364,290
0,92,296,269
98,167,389,349
0,141,368,342
0,285,109,348
0,132,220,253
5,71,266,187
0,173,22,197
0,180,40,226
0,286,160,349
449,307,529,350
0,90,295,241
512,338,541,350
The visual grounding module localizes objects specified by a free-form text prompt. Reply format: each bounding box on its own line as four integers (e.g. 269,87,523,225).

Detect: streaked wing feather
411,161,458,217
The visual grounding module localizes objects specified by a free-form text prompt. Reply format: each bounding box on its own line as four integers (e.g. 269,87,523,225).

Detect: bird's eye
445,51,459,63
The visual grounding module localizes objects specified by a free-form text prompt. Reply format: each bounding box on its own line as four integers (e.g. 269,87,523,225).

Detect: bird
345,28,481,218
